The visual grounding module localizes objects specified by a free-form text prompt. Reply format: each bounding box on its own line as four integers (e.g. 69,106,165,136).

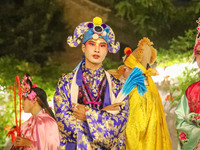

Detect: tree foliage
91,0,200,37
0,0,67,64
157,29,196,67
114,0,175,36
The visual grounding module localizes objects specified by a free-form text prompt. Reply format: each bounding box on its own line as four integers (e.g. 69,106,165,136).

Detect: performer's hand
101,102,122,111
72,103,87,121
14,136,31,147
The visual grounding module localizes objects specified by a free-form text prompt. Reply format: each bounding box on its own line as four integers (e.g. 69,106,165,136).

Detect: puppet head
124,37,157,69
107,38,157,80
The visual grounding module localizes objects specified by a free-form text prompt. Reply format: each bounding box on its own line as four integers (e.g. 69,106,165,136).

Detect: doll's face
196,45,200,68
82,38,108,69
22,97,35,113
140,44,152,69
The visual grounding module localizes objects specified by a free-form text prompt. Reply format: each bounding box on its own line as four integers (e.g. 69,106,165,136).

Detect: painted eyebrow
89,40,107,44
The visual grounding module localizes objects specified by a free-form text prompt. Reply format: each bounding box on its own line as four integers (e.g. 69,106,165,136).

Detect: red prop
6,128,17,142
14,76,22,140
6,76,22,142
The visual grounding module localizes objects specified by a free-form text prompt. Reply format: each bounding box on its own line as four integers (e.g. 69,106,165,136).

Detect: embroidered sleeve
54,73,78,145
85,97,129,149
186,113,200,127
110,74,122,97
175,94,200,150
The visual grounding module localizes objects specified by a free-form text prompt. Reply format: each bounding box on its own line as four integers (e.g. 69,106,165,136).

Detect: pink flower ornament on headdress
28,91,37,103
21,76,31,97
21,75,38,103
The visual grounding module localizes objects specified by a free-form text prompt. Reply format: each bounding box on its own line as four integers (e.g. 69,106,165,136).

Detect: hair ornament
93,17,102,25
21,75,31,96
101,23,107,29
87,23,94,28
67,22,89,47
92,17,104,35
93,34,99,40
101,31,107,36
104,28,110,33
32,84,38,88
21,75,37,102
28,91,37,102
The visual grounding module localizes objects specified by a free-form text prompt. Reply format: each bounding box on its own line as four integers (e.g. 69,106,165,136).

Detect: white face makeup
82,38,108,70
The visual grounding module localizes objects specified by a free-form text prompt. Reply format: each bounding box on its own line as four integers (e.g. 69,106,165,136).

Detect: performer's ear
82,44,86,53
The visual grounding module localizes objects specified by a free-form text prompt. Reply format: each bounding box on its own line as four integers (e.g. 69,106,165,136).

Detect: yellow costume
124,38,172,150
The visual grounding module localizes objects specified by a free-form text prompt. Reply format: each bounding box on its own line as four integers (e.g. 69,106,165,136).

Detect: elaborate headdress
21,74,38,102
123,37,157,69
194,17,200,55
107,37,158,79
67,17,120,53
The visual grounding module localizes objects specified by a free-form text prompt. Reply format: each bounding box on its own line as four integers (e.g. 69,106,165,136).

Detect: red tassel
6,128,17,142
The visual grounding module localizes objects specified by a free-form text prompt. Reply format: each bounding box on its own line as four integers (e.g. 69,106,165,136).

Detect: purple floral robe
54,64,128,149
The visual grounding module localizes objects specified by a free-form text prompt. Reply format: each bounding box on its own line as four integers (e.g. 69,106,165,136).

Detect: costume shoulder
57,70,76,87
186,80,200,92
58,71,75,83
36,112,61,149
109,73,122,86
185,80,200,98
36,112,57,125
106,71,123,97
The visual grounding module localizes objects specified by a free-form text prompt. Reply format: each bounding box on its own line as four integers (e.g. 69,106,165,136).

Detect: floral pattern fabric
175,82,200,150
54,64,129,149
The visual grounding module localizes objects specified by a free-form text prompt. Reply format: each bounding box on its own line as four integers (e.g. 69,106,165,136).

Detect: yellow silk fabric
124,54,172,150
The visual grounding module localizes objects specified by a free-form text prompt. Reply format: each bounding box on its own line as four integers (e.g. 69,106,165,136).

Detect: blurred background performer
175,17,200,150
